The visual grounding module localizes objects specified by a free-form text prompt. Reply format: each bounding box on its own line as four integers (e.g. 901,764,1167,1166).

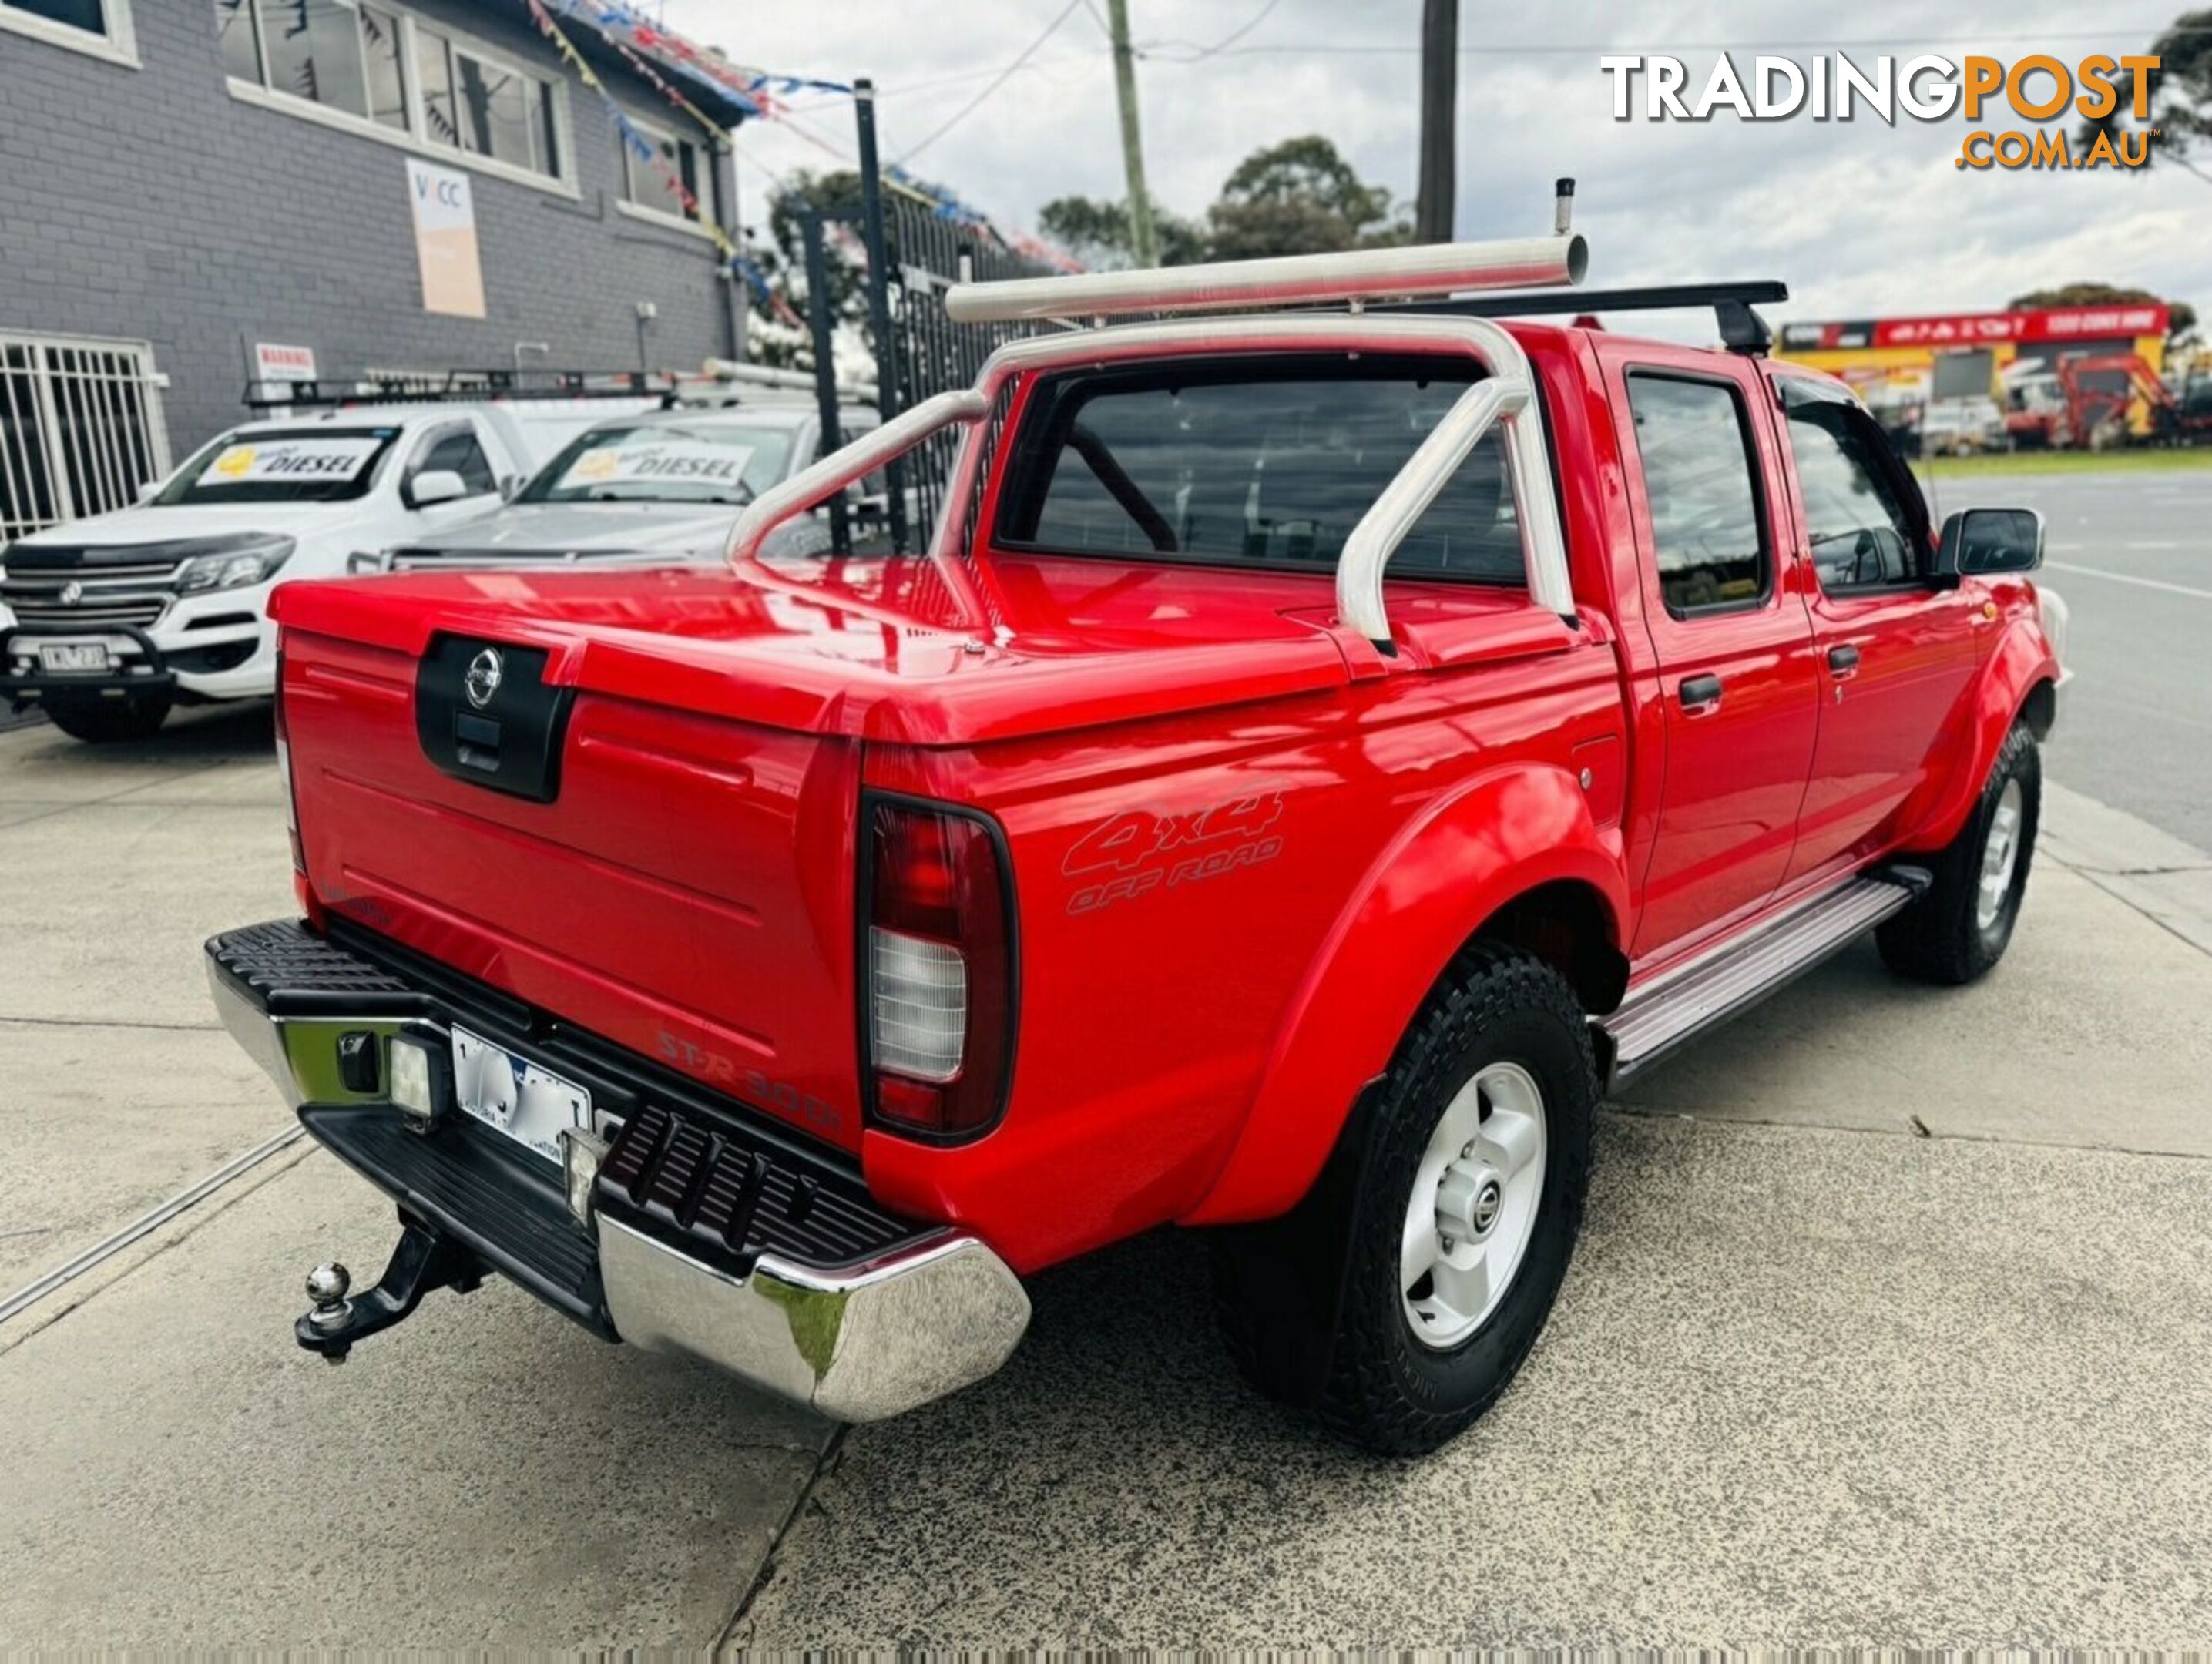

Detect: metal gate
0,333,173,542
878,195,1059,538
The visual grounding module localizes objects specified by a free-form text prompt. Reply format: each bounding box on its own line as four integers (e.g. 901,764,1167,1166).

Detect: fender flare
1908,620,2058,852
1184,761,1628,1226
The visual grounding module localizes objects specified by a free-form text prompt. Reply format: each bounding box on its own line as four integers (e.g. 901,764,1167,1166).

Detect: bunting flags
552,0,741,137
524,0,1083,330
524,2,724,240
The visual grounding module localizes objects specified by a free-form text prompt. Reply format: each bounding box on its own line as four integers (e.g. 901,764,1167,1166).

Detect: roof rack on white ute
945,180,1586,324
690,360,881,406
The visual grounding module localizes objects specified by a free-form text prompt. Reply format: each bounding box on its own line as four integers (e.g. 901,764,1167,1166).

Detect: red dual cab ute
209,230,2063,1454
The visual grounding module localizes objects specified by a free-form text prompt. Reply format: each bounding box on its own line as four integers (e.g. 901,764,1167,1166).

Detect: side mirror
1935,506,2043,579
408,470,468,509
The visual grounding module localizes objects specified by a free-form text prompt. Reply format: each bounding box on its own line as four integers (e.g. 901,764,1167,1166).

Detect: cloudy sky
662,0,2207,337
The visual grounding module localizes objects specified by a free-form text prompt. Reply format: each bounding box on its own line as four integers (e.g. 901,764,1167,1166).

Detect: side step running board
1600,869,1928,1087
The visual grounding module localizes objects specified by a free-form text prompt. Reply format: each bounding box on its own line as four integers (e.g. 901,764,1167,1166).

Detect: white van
0,397,648,741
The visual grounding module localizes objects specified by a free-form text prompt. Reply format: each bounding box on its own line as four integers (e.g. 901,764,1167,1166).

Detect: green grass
1915,446,2212,480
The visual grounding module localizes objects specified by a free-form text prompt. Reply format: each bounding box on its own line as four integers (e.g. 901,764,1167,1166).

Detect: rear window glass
992,356,1526,585
157,428,401,505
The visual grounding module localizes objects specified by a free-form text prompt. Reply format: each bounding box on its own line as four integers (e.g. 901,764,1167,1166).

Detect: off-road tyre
42,693,172,743
1215,943,1595,1457
1877,720,2039,985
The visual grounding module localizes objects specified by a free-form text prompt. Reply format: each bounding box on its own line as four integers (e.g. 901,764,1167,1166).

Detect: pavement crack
714,1424,847,1649
0,1015,221,1033
0,1140,318,1357
1603,1102,2212,1164
0,757,239,833
2042,851,2212,960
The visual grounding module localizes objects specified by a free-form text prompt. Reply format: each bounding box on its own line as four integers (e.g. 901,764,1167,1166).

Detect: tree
1204,136,1409,260
1036,194,1207,270
731,170,873,374
2077,10,2212,176
765,168,870,326
2007,283,2199,351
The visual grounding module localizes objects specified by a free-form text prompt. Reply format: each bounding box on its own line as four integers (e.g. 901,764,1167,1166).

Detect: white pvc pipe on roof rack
943,233,1588,325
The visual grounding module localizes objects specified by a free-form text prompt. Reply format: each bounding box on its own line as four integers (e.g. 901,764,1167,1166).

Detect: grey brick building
0,0,754,538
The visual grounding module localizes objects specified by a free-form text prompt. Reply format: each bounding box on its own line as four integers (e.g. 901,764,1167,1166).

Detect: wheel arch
1183,760,1628,1227
1910,619,2058,852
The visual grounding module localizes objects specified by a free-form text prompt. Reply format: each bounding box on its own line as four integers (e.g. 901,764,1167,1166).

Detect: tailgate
280,626,865,1152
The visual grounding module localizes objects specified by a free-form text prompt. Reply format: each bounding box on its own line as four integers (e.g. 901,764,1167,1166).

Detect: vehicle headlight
176,537,295,593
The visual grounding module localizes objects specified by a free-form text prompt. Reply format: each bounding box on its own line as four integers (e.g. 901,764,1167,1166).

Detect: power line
853,22,2204,105
1187,24,2212,55
1142,0,1283,62
894,0,1089,164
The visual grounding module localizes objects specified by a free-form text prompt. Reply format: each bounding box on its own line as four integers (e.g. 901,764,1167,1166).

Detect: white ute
0,398,641,742
373,399,884,574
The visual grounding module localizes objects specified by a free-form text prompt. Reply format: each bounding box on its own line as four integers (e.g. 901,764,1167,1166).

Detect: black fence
784,82,1062,555
874,195,1060,542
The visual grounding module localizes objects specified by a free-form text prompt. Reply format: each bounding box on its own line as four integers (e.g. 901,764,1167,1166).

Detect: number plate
37,640,115,674
450,1026,590,1165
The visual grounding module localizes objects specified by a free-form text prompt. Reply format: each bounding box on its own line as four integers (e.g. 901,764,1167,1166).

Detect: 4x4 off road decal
1062,790,1287,915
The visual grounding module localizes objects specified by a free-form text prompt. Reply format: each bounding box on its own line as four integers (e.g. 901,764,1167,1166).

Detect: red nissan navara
208,200,2064,1454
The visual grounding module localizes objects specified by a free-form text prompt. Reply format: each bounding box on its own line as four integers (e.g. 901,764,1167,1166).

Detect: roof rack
690,359,881,406
945,180,1589,325
243,368,681,410
1375,280,1790,354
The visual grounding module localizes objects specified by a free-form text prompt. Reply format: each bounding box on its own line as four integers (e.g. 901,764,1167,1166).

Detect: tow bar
296,1219,487,1363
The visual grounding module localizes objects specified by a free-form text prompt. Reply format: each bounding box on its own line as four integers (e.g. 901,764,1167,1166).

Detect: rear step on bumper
206,920,1030,1422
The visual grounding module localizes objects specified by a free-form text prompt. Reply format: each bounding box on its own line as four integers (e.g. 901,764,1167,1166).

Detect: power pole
1415,0,1458,243
1106,0,1160,267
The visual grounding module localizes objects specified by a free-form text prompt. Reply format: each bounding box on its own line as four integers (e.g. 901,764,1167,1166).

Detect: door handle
1827,644,1861,677
1679,673,1724,715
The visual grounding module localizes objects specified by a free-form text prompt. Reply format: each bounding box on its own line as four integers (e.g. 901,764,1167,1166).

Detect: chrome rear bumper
597,1216,1031,1421
208,933,1029,1422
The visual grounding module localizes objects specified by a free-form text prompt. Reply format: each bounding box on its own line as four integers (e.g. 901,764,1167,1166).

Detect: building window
260,0,371,116
360,5,407,131
417,22,562,179
217,2,566,183
0,333,172,542
621,118,702,223
1,0,136,62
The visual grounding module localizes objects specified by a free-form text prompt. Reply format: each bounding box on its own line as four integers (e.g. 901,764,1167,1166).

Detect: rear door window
1623,373,1769,616
992,355,1527,586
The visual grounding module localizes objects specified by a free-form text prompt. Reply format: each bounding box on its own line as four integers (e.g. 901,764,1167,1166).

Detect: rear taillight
274,648,303,877
862,796,1016,1140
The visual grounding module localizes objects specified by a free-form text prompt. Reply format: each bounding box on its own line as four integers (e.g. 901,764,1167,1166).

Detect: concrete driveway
3,709,2210,1646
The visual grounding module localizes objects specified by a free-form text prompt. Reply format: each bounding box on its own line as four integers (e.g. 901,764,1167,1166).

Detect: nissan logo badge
464,647,503,709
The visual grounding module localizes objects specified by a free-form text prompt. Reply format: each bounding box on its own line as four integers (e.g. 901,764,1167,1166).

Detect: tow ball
296,1219,487,1363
